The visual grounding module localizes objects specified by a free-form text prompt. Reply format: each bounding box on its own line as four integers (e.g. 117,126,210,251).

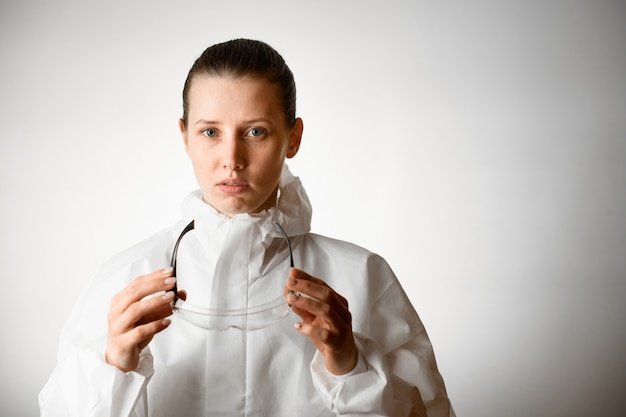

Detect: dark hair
181,39,297,127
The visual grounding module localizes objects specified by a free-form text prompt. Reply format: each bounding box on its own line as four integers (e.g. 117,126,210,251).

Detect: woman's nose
222,135,245,170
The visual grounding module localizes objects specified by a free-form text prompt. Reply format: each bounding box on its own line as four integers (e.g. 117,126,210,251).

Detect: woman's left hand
284,268,357,375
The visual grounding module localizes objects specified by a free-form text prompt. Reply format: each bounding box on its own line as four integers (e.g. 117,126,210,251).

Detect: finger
287,296,316,322
287,291,349,327
286,268,335,300
110,291,175,334
109,316,172,369
286,268,348,313
129,316,172,345
294,320,358,375
110,268,176,315
125,290,175,326
135,296,176,326
293,321,334,344
287,267,327,286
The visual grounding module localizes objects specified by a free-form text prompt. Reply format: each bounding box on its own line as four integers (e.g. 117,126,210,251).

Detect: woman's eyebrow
194,118,218,126
244,118,273,125
194,118,273,126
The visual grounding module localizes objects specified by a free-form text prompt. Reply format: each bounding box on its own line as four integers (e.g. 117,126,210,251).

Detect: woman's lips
218,179,249,194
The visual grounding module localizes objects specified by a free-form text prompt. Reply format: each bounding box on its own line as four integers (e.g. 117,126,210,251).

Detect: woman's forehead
188,74,280,97
187,76,283,121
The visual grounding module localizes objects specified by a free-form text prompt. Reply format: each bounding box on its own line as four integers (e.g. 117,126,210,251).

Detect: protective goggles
169,221,293,331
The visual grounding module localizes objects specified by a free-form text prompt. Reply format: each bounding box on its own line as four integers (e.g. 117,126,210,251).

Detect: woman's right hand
105,267,178,372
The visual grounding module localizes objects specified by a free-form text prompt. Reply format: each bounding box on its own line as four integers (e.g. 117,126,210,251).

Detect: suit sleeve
39,254,160,417
309,256,455,417
39,336,153,417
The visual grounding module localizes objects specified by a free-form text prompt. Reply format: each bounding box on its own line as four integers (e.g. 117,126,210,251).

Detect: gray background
1,0,625,416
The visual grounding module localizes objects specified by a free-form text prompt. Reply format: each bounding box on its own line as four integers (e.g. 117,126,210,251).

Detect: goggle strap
170,220,195,300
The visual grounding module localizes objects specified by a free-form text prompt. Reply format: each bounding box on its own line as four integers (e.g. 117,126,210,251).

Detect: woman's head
179,39,303,217
181,39,297,129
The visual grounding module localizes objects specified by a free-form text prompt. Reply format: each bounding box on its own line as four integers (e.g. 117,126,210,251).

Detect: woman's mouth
218,180,249,194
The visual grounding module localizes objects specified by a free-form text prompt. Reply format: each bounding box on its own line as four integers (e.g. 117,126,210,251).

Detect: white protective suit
39,166,455,417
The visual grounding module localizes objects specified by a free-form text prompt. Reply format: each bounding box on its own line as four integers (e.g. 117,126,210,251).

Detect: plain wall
1,1,625,416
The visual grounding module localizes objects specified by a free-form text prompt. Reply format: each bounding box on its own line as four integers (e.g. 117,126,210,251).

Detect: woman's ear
179,118,189,151
286,118,303,159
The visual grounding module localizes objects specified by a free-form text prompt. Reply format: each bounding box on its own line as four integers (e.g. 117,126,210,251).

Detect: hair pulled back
181,39,297,127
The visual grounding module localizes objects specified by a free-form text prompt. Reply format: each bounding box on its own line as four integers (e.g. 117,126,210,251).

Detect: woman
40,39,455,417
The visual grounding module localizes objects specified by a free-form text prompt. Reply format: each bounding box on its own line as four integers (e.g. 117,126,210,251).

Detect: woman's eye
202,128,218,137
247,127,265,137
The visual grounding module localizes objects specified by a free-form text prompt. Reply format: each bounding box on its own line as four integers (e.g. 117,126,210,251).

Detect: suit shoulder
97,227,174,278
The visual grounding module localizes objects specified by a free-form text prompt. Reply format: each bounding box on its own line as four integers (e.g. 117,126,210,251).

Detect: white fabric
39,165,455,417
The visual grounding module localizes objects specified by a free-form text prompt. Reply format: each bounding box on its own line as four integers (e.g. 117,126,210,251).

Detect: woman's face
180,75,302,217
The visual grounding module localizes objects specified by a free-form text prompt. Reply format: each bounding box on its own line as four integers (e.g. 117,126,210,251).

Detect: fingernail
162,291,175,300
162,267,174,274
164,277,177,285
162,318,172,326
294,322,303,330
287,292,298,304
